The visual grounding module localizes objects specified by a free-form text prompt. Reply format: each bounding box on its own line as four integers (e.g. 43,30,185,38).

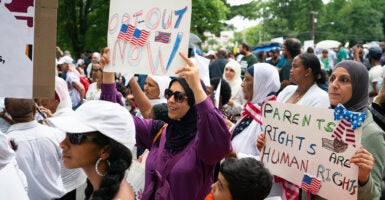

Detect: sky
226,0,331,31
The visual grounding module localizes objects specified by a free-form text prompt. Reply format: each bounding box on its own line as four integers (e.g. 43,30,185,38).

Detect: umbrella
189,33,202,44
316,40,341,49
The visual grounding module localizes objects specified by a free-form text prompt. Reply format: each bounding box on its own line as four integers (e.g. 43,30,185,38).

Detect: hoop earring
95,157,110,176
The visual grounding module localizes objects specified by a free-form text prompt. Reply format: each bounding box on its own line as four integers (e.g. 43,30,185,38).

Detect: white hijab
223,60,243,98
250,63,280,104
148,75,171,99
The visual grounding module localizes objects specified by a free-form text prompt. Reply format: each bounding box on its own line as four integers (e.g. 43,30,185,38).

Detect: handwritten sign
261,102,361,200
0,0,57,98
0,0,34,97
106,0,192,76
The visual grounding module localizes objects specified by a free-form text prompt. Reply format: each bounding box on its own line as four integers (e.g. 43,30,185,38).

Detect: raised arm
128,78,154,119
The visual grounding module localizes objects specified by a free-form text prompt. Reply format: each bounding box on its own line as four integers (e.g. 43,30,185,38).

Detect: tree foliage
56,0,385,56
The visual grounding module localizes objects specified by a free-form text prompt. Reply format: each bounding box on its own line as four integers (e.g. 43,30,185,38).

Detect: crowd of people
1,39,385,200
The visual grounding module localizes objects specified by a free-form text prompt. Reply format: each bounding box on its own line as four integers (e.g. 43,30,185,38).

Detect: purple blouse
101,83,232,200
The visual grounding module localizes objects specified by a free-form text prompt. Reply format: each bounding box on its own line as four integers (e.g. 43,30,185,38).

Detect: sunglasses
164,88,188,103
66,133,96,145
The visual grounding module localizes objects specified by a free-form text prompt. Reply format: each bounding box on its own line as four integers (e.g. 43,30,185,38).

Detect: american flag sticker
129,26,150,47
154,31,171,44
301,174,321,194
117,24,132,42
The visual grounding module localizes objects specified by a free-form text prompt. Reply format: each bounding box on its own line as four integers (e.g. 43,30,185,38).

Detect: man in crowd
368,46,383,103
279,38,301,91
4,98,65,200
58,56,85,110
209,48,228,79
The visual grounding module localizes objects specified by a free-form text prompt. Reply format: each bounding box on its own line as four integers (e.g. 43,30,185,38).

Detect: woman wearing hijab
48,101,136,200
99,49,232,200
320,60,385,200
277,53,329,108
222,60,245,120
144,75,171,105
231,63,280,160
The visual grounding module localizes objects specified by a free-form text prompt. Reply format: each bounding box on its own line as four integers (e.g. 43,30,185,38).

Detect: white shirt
277,83,330,108
0,160,29,200
86,82,101,100
369,65,383,103
66,70,81,107
6,121,65,200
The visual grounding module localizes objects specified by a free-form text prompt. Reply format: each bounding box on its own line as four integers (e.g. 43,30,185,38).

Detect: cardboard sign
106,0,192,76
0,0,57,98
261,102,361,200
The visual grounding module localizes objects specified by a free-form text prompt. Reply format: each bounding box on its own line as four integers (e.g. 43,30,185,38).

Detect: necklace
295,90,305,100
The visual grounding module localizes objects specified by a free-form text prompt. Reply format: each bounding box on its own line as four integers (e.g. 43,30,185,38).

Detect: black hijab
333,60,369,113
165,78,206,152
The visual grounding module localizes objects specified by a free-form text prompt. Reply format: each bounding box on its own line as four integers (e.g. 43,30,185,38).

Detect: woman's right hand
256,133,265,151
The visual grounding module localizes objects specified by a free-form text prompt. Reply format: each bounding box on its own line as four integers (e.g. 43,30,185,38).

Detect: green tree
57,0,109,58
191,0,229,39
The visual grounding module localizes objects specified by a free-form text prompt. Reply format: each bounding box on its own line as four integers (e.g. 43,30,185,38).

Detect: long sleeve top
101,83,232,200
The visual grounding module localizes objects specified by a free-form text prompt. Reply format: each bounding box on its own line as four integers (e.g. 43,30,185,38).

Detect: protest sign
262,102,362,200
0,0,57,98
106,0,192,76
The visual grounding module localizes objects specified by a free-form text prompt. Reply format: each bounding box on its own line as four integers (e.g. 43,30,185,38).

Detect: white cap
48,100,136,150
58,56,74,65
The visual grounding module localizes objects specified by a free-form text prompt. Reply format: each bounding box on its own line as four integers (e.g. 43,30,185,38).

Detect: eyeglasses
164,89,188,103
66,133,96,145
92,68,103,72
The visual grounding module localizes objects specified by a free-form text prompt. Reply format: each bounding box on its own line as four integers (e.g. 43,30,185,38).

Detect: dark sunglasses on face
164,88,188,103
66,133,96,145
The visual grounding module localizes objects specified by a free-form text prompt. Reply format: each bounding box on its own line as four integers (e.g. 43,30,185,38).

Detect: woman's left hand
350,146,375,185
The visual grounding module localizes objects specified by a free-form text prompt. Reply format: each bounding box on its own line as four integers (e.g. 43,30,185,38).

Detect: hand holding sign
256,133,265,152
350,146,374,185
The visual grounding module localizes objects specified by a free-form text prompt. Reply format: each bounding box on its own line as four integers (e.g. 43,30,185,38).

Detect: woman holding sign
257,53,337,199
99,48,232,200
322,60,385,200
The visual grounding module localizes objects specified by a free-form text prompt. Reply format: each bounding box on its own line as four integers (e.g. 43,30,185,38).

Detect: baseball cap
57,56,74,65
47,100,136,150
369,46,382,60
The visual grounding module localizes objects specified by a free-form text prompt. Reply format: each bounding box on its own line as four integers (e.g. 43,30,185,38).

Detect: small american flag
129,26,150,47
154,31,171,43
301,174,321,194
117,24,132,41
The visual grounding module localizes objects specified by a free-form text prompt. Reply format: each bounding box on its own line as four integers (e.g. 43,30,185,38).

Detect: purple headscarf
333,60,369,113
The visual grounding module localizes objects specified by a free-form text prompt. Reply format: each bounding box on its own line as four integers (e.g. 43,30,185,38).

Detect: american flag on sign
117,24,133,42
129,26,150,47
155,31,171,43
301,174,321,194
